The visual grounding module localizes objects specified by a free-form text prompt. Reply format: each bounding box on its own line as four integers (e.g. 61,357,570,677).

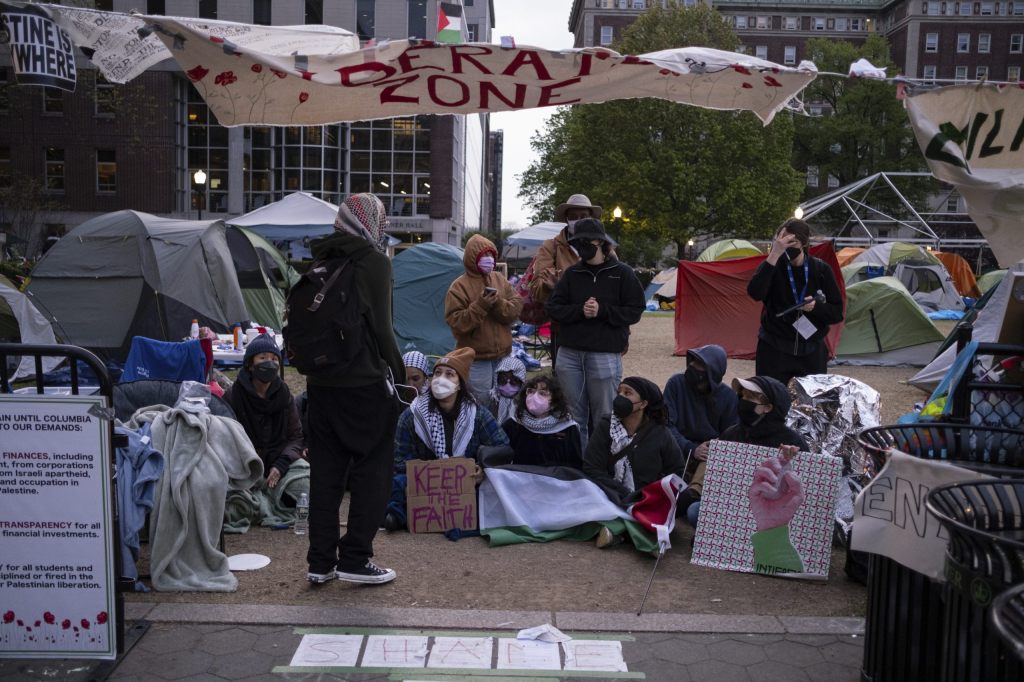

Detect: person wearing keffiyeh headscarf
333,193,390,253
489,355,526,426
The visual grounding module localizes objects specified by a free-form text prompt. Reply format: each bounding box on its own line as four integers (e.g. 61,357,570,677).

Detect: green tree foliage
519,3,802,266
793,35,929,225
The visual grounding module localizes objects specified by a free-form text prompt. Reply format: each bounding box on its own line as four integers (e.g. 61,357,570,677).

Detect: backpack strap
307,259,350,313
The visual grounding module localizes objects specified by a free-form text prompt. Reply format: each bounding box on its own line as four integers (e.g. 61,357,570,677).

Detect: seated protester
502,373,582,468
224,334,304,489
682,376,808,527
663,344,738,471
583,376,686,548
491,355,527,426
400,350,430,403
385,347,509,530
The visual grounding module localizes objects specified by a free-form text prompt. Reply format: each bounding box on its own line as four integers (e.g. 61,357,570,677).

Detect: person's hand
799,295,816,313
748,454,805,532
539,267,559,288
767,228,801,265
266,468,281,489
583,296,599,318
481,287,498,307
471,463,484,486
694,442,710,462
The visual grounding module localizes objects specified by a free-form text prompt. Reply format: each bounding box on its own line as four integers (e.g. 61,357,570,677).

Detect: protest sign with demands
692,441,842,580
0,395,116,659
405,458,478,534
0,2,76,91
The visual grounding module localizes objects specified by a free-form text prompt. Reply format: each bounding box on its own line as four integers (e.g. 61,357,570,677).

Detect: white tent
503,222,565,262
0,276,62,381
228,192,340,240
852,243,965,312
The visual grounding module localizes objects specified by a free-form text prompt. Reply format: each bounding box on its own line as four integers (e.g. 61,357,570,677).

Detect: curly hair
514,373,572,420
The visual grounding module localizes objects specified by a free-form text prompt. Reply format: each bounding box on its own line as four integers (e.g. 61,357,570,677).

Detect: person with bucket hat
545,218,646,451
385,347,509,530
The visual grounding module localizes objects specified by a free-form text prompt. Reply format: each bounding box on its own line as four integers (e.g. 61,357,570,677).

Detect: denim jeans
468,358,499,414
554,347,622,451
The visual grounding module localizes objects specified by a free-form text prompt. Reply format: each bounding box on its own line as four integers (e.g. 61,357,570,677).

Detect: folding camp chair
515,322,552,364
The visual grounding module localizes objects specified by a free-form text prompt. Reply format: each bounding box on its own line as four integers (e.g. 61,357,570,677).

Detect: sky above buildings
491,0,576,229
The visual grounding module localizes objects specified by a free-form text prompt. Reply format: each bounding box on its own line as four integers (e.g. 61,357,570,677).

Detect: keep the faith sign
0,2,77,92
405,458,478,534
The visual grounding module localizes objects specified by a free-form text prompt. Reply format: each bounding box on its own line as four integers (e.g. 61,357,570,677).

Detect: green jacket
305,232,404,389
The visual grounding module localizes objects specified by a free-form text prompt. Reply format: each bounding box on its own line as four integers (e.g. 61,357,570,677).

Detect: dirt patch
152,314,936,617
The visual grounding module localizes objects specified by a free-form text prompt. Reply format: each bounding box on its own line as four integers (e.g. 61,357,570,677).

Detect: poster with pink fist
692,441,842,580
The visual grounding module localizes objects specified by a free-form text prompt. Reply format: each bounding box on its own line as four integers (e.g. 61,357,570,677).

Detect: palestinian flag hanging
436,1,464,44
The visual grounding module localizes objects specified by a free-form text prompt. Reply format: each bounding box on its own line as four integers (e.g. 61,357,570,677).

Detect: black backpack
283,256,368,377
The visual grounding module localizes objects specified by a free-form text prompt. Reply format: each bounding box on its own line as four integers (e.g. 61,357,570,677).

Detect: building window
850,17,863,30
981,1,995,13
683,0,697,6
305,0,323,24
784,46,796,64
755,45,768,59
600,26,614,46
955,65,968,80
977,65,989,79
945,195,960,212
806,165,819,187
923,65,937,82
1015,2,1024,15
408,0,427,39
467,23,478,42
198,0,217,20
978,33,991,52
0,147,10,189
813,17,826,30
735,45,748,54
94,72,116,116
785,16,798,29
45,148,65,192
926,1,941,14
957,33,970,52
43,87,63,114
735,15,748,29
836,17,847,31
96,150,116,193
147,0,165,13
1013,34,1024,52
253,0,271,25
756,15,770,29
632,0,646,8
356,0,375,42
959,1,973,14
925,33,939,52
1008,65,1021,81
827,174,840,188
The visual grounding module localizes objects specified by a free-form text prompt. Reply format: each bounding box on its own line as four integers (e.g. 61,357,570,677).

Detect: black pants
306,381,398,573
755,337,828,388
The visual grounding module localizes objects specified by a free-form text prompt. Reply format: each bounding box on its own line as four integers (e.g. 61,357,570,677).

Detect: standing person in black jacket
304,193,405,586
747,219,843,387
545,218,646,451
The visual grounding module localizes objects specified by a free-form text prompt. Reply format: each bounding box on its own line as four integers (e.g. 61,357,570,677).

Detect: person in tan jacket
444,234,522,411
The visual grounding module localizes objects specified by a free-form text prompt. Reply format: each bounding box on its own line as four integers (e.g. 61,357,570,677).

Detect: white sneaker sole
335,569,396,585
306,572,335,584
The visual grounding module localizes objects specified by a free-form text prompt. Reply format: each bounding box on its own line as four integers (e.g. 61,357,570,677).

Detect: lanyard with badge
786,257,817,341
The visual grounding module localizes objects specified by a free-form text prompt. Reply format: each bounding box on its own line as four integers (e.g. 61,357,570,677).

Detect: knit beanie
622,376,663,410
403,350,429,376
243,333,282,367
435,347,475,387
334,193,389,253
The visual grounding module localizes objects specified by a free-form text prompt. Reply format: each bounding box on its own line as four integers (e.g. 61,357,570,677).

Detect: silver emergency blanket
787,374,881,536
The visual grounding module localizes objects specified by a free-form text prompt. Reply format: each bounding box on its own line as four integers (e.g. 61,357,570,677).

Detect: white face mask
430,376,458,400
477,255,495,274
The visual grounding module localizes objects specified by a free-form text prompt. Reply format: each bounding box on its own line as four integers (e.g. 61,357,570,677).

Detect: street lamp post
193,169,207,220
687,238,695,261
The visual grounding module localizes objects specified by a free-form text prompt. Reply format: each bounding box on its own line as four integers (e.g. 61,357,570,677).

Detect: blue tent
392,242,464,357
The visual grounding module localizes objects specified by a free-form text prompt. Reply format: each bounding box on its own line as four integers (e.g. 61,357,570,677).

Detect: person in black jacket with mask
748,219,843,387
225,334,304,490
546,218,646,451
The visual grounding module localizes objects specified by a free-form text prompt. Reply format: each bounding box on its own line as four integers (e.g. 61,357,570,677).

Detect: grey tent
0,275,62,380
392,242,464,357
27,211,252,358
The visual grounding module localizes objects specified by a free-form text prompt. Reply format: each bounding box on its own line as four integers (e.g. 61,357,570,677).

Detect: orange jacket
444,234,523,360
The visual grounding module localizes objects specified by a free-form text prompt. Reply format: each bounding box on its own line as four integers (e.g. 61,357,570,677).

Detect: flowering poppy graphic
3,611,13,624
215,71,238,87
732,65,752,75
272,69,288,79
187,65,209,82
251,64,263,73
96,612,108,625
80,619,91,630
43,612,55,625
62,619,71,630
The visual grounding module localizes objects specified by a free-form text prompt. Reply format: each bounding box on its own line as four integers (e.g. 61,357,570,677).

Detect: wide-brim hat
569,218,618,247
554,194,603,222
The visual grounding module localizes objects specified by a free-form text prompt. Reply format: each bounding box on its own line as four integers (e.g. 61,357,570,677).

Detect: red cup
257,326,267,334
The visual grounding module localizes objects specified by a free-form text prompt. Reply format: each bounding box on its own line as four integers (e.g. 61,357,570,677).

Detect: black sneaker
382,512,401,531
306,568,336,584
335,561,396,585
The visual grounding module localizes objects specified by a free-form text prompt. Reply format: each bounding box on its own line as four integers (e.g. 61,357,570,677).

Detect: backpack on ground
515,256,549,326
283,256,367,376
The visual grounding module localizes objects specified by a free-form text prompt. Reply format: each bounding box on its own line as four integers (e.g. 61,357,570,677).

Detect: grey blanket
223,459,310,533
128,405,262,592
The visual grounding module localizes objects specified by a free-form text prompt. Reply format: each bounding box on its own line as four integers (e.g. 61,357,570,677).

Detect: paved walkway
0,604,864,681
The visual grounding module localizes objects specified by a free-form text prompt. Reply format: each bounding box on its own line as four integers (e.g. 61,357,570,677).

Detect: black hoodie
719,376,808,450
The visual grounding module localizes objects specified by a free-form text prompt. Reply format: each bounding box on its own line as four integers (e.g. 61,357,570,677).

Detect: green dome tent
851,242,964,312
834,277,944,366
696,239,761,262
977,269,1007,295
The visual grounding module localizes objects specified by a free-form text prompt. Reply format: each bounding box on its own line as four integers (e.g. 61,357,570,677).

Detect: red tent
674,242,846,359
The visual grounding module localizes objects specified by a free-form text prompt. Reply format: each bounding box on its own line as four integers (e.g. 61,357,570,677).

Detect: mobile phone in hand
484,287,497,294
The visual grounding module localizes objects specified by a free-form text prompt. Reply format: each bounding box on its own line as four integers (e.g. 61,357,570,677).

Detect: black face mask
684,366,710,393
252,360,280,384
573,241,599,262
785,246,804,261
738,399,766,427
612,395,637,419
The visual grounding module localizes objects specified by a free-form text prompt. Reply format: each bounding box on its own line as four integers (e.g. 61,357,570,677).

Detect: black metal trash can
855,423,1024,682
992,582,1024,667
926,480,1024,682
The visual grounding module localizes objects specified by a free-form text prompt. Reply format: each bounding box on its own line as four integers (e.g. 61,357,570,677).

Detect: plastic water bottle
294,493,309,535
233,324,243,350
189,319,199,339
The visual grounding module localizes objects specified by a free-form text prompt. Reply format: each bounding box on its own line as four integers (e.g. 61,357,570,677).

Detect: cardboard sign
405,458,477,534
851,451,992,579
691,441,842,580
0,3,77,92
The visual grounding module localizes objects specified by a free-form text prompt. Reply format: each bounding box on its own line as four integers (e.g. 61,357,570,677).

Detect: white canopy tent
503,222,564,262
228,192,341,241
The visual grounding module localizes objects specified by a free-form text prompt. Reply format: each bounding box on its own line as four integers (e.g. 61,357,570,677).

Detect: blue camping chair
120,337,207,384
